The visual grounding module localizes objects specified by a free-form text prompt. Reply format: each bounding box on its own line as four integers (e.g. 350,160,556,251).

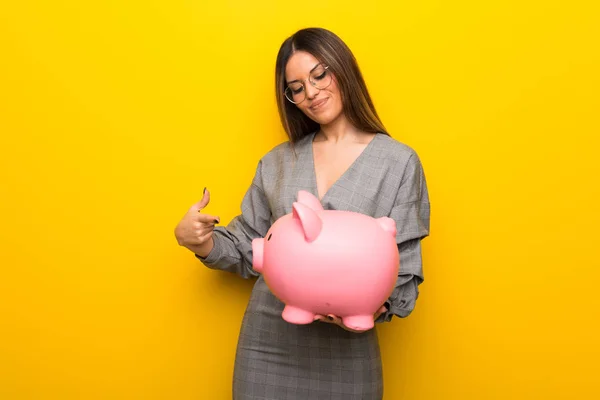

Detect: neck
316,114,362,143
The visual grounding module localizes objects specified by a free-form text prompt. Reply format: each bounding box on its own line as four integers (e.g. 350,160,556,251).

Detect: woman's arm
377,151,431,322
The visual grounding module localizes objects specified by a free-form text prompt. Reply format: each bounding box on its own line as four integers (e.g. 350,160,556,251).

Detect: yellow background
1,1,599,399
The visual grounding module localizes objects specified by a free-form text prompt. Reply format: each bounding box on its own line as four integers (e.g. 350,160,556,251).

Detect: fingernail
203,187,206,194
213,219,219,224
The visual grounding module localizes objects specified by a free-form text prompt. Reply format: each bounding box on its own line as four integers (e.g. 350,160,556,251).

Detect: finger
371,306,385,320
191,187,210,211
327,314,342,325
375,305,387,316
315,314,335,323
197,213,220,224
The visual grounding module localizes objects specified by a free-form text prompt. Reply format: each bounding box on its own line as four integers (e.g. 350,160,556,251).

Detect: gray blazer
198,131,430,399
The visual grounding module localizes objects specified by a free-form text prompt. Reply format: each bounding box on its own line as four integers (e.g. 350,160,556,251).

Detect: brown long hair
275,27,388,143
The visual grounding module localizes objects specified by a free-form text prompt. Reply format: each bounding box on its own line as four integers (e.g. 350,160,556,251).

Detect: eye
267,233,272,241
314,71,327,80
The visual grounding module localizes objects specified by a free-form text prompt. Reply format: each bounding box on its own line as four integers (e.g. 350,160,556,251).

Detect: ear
292,201,323,242
376,217,397,237
251,238,264,272
296,190,324,211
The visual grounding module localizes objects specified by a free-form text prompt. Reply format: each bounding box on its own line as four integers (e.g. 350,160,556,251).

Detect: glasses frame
284,64,332,104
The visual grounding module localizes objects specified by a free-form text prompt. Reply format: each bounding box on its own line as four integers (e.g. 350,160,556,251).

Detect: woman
174,27,430,400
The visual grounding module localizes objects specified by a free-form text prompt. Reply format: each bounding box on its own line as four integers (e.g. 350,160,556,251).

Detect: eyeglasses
284,64,332,104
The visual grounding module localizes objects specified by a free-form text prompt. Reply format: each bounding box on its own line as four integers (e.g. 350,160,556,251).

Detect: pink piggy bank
252,190,399,331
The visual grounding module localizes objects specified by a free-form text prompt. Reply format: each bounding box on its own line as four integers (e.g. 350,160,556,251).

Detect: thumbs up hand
174,188,220,258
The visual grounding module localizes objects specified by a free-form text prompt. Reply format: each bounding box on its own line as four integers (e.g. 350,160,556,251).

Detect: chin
307,109,343,126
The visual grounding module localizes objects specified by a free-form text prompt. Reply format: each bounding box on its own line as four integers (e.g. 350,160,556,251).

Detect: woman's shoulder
373,132,421,165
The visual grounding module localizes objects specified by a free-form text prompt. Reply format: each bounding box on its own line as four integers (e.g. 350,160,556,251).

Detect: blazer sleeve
377,152,431,321
195,160,272,279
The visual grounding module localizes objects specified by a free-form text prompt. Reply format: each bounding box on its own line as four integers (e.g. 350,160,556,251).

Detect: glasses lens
285,84,304,104
310,65,332,89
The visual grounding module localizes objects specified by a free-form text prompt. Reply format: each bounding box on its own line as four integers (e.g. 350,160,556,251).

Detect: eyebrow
286,63,322,85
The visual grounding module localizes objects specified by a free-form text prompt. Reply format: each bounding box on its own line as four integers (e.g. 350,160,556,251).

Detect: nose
304,82,320,100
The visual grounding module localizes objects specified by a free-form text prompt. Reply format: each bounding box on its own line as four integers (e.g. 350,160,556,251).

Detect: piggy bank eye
267,233,272,241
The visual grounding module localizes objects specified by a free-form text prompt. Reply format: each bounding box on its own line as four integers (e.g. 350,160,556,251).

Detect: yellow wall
1,1,598,399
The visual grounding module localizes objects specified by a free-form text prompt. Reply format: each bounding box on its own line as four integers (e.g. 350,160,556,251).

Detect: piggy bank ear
292,202,322,242
296,190,324,211
376,217,397,237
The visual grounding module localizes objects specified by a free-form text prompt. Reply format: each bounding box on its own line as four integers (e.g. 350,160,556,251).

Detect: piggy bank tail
376,217,397,237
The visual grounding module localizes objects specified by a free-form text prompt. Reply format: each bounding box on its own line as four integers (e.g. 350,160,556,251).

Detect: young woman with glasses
174,27,431,400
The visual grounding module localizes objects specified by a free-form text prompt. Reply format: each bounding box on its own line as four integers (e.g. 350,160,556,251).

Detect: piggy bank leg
282,305,315,325
342,315,375,331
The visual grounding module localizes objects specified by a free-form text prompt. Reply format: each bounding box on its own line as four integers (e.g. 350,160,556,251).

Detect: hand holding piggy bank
252,190,399,332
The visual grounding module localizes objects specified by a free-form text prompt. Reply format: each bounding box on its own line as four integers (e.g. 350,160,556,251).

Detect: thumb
375,305,387,316
192,187,210,211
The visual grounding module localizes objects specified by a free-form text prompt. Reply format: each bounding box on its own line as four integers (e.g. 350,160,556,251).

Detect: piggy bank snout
252,238,265,272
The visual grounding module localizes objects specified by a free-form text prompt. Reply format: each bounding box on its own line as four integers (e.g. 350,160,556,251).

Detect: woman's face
285,51,343,126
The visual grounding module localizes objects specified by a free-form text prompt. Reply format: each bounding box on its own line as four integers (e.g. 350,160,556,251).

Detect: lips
310,97,329,111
